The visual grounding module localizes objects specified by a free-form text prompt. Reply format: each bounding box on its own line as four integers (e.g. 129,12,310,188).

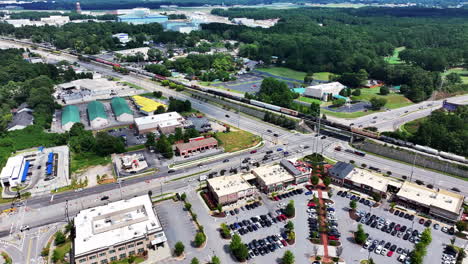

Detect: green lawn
126,144,146,152
256,67,306,81
351,87,413,109
298,96,322,105
122,81,144,90
216,130,261,152
322,108,381,118
444,68,468,84
312,72,334,81
385,47,405,65
402,117,427,135
54,241,71,264
0,187,14,204
70,152,111,173
110,256,145,264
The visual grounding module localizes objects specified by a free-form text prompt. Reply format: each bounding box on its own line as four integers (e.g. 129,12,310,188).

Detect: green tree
180,192,187,201
220,223,231,239
191,258,200,264
311,175,319,185
145,132,156,148
354,224,367,244
304,74,314,84
54,231,66,246
370,97,387,110
95,132,125,155
282,250,295,264
323,176,331,187
211,255,221,264
456,221,466,233
372,193,382,202
184,202,192,211
380,86,390,95
352,89,361,96
156,134,173,159
194,232,206,247
349,200,357,210
285,200,295,218
285,221,294,232
174,241,185,256
216,203,223,213
310,102,320,117
229,234,249,261
154,105,166,114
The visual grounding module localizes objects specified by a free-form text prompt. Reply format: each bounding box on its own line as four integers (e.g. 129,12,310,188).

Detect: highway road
0,38,467,262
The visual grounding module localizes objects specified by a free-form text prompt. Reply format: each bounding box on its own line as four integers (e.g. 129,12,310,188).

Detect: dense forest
207,7,468,102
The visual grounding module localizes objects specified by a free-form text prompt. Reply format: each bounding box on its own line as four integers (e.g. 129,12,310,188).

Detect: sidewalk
317,185,330,262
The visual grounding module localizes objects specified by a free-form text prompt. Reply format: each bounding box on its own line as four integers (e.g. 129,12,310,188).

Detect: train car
154,74,167,80
439,151,467,164
351,127,379,138
354,150,366,157
250,100,282,112
414,144,439,155
280,108,299,116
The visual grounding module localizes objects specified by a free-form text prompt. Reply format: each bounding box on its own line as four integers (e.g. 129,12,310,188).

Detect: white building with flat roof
74,195,167,264
134,112,184,134
396,181,464,223
252,164,295,193
207,174,257,205
0,155,26,187
304,82,346,100
112,33,130,44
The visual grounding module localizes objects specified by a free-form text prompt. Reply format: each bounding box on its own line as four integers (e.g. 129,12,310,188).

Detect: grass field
54,241,71,264
298,96,322,105
70,152,111,173
385,47,405,64
444,68,468,84
322,109,381,118
256,67,306,81
402,117,427,134
312,72,334,81
122,81,144,90
216,130,261,152
351,87,413,109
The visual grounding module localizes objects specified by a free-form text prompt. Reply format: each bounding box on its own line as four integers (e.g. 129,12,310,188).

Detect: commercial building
279,159,309,184
87,101,109,129
74,195,167,264
328,161,355,186
252,164,295,193
7,103,34,131
114,47,150,59
304,82,346,100
112,33,130,44
134,112,183,134
40,15,70,26
111,97,133,122
131,95,166,116
61,105,80,131
207,174,257,205
116,153,148,173
175,137,218,156
329,163,402,198
163,20,199,33
0,155,29,187
395,181,464,223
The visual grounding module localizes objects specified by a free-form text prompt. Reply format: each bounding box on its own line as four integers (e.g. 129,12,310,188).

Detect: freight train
8,43,458,164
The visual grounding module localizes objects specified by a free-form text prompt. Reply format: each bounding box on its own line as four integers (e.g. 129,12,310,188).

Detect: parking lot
332,187,458,264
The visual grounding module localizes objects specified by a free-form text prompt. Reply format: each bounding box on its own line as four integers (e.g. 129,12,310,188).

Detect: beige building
207,174,257,205
346,169,402,198
252,164,295,193
134,112,183,134
395,181,464,223
74,195,167,264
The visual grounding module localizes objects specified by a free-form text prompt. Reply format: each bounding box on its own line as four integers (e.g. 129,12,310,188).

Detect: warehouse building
112,33,130,44
7,103,34,131
111,97,133,122
74,195,167,264
61,105,80,131
304,82,346,101
87,101,109,129
134,112,183,134
252,164,295,193
395,181,464,223
131,95,166,116
207,174,257,206
175,137,218,156
118,10,168,25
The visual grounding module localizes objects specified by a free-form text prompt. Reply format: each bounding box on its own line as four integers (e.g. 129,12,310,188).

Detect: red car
273,196,279,201
305,185,314,191
328,236,339,241
419,218,425,225
250,150,257,154
281,240,288,247
308,202,317,207
387,251,394,257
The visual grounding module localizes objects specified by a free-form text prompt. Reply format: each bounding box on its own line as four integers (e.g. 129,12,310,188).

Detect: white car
398,254,407,262
20,225,30,232
381,248,388,256
375,246,382,254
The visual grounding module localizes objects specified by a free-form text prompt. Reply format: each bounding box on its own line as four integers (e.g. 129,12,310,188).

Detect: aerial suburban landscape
0,0,467,264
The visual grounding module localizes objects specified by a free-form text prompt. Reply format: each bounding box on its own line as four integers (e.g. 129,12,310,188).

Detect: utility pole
116,163,123,200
